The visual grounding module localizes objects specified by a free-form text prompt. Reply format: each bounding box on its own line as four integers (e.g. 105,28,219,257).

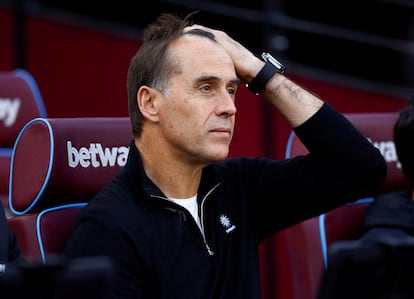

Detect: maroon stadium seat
0,69,47,214
7,117,132,262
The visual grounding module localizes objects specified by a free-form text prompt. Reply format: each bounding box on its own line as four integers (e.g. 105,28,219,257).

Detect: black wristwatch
246,52,285,95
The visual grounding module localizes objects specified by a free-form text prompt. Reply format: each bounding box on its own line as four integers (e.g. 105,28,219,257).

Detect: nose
216,91,237,117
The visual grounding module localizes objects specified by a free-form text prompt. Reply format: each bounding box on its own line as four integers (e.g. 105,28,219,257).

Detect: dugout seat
7,117,132,262
0,69,47,214
267,112,408,299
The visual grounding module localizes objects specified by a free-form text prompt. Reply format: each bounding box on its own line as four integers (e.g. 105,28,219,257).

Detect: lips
211,127,231,133
210,126,232,134
209,127,232,140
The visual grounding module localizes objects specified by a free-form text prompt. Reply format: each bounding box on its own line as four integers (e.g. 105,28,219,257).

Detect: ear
137,86,161,122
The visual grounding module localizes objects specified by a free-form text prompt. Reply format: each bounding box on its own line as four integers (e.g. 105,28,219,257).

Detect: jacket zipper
150,182,221,256
199,182,221,256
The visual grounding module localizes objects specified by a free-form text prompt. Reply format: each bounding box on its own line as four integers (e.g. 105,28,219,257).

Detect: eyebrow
195,76,241,86
184,28,216,41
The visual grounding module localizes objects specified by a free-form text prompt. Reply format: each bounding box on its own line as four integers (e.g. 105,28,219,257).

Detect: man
64,13,386,298
361,98,414,241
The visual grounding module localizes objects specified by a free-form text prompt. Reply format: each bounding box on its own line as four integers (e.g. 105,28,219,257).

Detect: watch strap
246,61,280,95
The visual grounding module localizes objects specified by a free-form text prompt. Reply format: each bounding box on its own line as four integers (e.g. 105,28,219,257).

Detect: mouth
210,127,232,137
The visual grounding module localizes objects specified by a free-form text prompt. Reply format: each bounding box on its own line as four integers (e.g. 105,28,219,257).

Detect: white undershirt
168,194,203,233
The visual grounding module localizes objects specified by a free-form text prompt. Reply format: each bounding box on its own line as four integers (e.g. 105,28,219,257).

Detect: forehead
170,35,234,72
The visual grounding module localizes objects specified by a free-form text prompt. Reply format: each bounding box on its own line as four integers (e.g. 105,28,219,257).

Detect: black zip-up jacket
64,103,386,299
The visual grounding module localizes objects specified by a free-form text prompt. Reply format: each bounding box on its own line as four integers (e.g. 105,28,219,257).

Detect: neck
135,137,203,199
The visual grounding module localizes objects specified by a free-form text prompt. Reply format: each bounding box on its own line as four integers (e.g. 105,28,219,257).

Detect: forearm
260,73,323,128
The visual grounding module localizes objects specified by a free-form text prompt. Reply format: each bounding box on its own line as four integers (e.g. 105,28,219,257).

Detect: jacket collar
119,140,223,201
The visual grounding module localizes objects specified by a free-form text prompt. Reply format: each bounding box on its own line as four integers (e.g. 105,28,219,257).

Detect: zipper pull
205,243,214,256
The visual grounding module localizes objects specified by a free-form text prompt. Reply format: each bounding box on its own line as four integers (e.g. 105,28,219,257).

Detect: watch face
262,52,285,73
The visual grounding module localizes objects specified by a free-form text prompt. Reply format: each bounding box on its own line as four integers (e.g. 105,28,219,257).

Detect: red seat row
1,69,409,299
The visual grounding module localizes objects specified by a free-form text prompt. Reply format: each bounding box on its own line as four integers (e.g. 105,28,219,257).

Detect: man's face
158,35,239,166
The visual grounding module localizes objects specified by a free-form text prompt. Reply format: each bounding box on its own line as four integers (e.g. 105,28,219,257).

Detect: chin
210,152,229,162
200,145,230,163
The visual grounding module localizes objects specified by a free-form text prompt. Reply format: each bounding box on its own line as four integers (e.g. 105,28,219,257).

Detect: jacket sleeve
292,102,387,200
253,103,387,235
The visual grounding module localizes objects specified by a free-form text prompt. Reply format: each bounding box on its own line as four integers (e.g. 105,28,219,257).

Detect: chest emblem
220,214,236,234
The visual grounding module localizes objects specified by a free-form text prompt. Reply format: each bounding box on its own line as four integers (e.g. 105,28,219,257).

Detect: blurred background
1,0,414,158
4,0,414,95
1,3,414,298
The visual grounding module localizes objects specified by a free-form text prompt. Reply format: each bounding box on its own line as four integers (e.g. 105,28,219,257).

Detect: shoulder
369,190,414,210
361,189,414,233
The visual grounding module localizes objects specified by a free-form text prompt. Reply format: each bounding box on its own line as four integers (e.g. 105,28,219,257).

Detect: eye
200,84,212,92
227,86,237,95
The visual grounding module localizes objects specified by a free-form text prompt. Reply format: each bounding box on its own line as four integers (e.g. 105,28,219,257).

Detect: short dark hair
126,12,216,137
394,97,414,187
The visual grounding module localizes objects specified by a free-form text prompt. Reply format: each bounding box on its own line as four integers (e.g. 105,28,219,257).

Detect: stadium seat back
0,69,47,212
8,117,132,262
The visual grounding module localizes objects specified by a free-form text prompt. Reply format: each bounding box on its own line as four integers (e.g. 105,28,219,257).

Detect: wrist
246,52,285,95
